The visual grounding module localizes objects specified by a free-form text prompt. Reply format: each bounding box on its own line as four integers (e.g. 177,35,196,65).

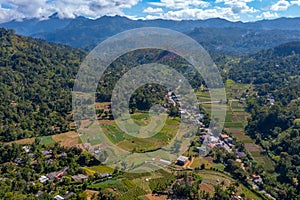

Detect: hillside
226,42,300,198
0,29,85,142
229,42,300,84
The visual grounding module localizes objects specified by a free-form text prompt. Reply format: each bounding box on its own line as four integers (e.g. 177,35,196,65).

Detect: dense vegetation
0,141,85,199
0,29,85,142
0,29,205,142
229,42,300,85
229,43,300,199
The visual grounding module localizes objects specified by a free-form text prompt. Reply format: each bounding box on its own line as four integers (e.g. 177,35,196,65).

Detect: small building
72,174,88,182
63,192,74,199
94,149,101,155
28,153,35,158
198,114,205,120
100,173,111,178
58,152,67,158
197,146,207,155
252,174,263,184
209,136,218,143
39,175,49,183
207,143,216,148
54,195,64,200
42,150,52,158
47,172,58,181
35,191,45,197
14,158,23,165
236,151,247,159
176,156,189,166
22,146,30,153
220,134,229,140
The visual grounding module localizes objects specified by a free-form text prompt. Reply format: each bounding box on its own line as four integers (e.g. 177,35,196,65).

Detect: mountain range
2,15,300,54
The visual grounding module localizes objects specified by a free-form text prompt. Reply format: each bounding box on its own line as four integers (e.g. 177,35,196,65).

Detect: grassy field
99,113,180,152
190,157,214,169
38,135,56,145
89,165,115,174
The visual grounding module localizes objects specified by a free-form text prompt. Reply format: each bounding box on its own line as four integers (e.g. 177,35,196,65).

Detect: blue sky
0,0,300,23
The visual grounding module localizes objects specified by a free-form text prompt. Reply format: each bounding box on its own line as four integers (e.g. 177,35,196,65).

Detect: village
5,88,272,200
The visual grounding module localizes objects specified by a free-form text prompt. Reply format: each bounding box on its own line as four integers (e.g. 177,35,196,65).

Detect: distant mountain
187,27,300,54
0,13,72,36
2,15,300,54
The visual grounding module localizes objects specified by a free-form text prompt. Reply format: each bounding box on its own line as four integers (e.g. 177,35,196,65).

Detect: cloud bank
0,0,300,23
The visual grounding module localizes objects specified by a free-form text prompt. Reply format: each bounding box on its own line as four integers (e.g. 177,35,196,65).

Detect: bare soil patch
52,131,79,147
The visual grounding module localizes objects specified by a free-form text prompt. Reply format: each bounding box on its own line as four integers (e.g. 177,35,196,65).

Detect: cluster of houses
11,145,92,199
39,167,69,183
198,130,233,154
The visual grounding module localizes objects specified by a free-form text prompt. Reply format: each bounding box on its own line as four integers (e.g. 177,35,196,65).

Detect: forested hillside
0,29,206,142
228,43,300,199
229,42,300,85
0,29,85,142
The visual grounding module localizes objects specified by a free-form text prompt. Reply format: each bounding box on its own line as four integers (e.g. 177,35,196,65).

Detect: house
94,149,101,155
14,158,23,165
176,156,189,166
35,191,45,197
42,150,52,158
39,175,49,183
28,153,35,158
208,136,218,143
220,134,229,140
100,173,111,178
63,192,74,199
54,195,64,200
58,152,67,158
252,174,263,184
72,174,88,182
236,151,247,159
22,146,30,153
198,114,205,120
47,172,58,181
47,167,69,181
207,143,216,148
197,146,207,155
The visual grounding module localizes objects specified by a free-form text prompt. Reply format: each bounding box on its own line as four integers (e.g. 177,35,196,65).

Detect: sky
0,0,300,23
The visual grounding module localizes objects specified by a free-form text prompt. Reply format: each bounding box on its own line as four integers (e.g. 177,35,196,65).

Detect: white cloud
215,0,258,14
148,0,210,9
0,0,140,22
143,7,163,14
257,11,279,19
291,0,300,6
145,7,240,21
270,0,291,11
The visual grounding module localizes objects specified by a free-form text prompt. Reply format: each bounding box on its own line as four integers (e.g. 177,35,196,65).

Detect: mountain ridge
2,15,300,54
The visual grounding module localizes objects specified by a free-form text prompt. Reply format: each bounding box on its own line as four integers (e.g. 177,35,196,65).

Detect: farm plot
99,113,180,152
